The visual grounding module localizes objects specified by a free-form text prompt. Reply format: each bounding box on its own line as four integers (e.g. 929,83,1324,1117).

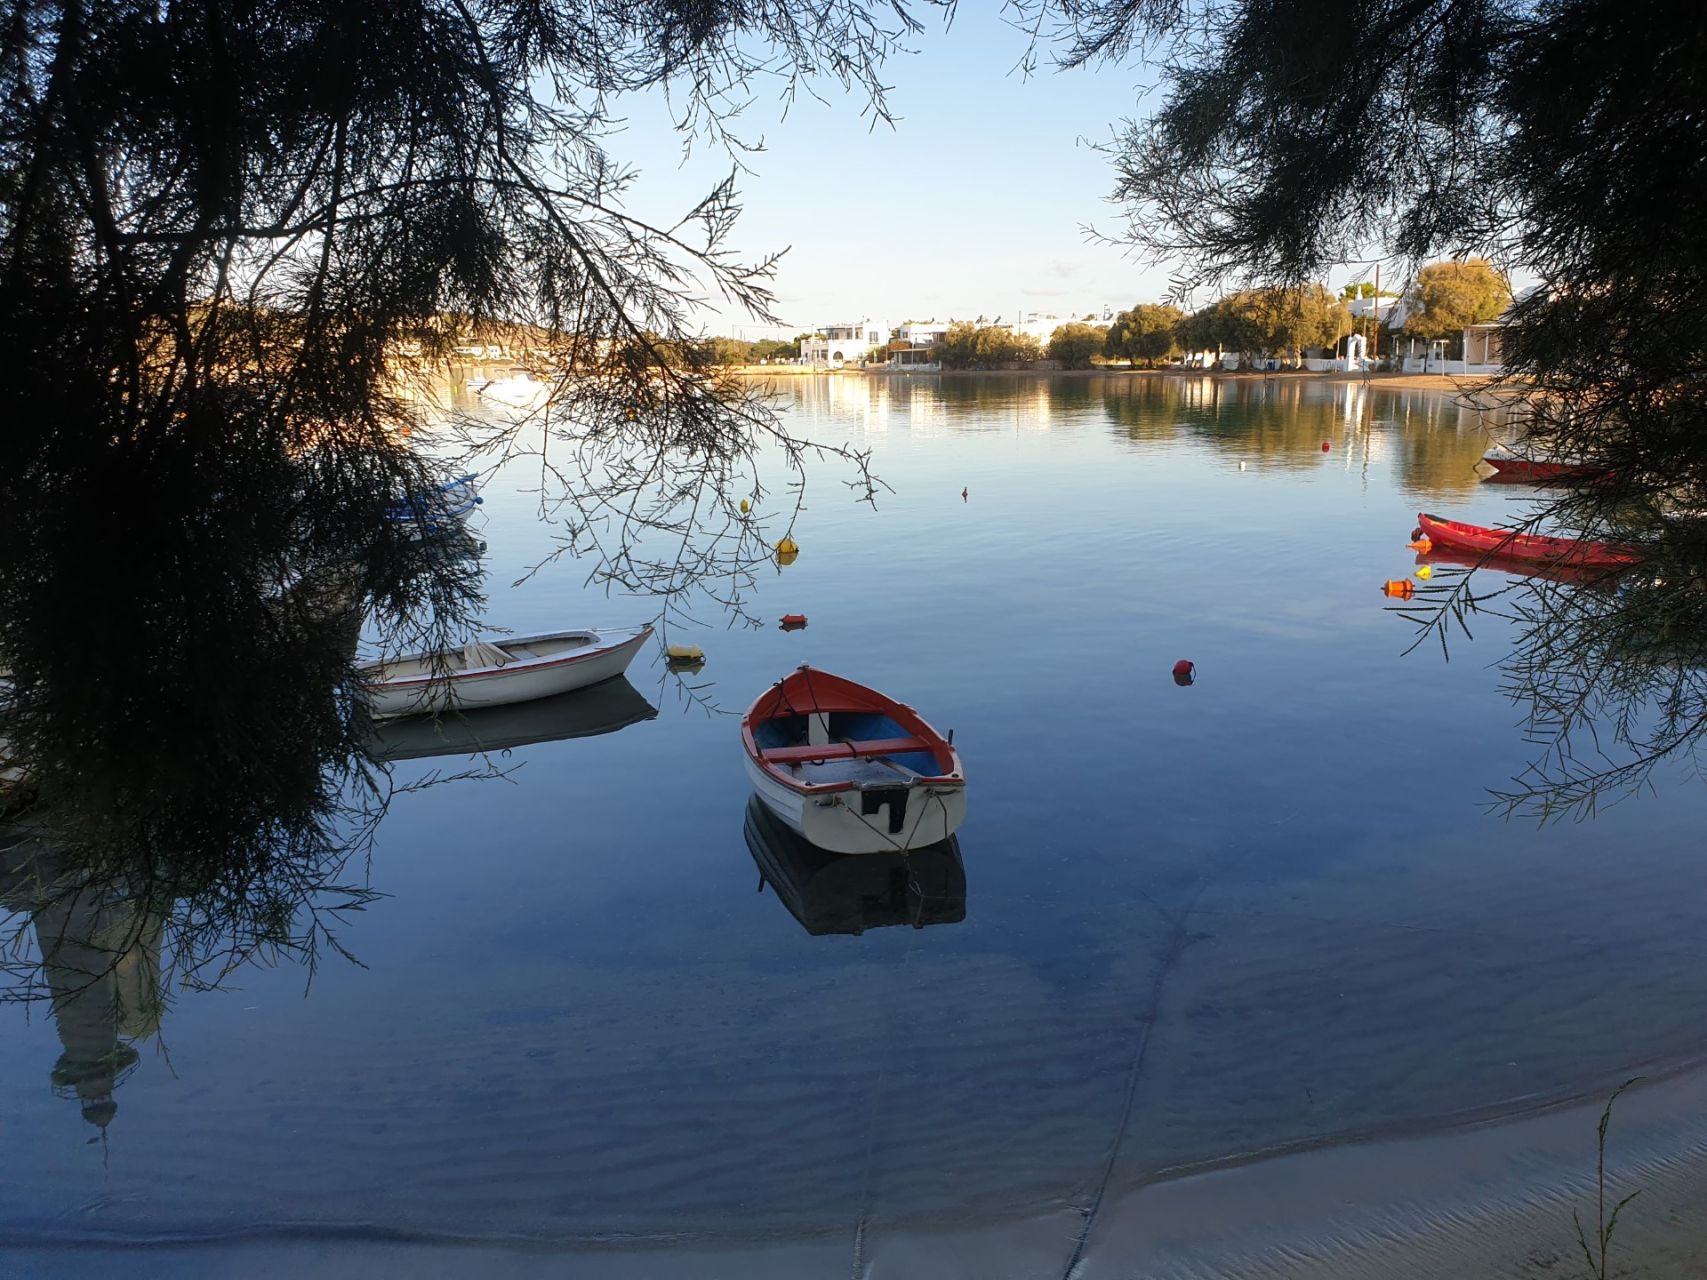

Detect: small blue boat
385,474,484,529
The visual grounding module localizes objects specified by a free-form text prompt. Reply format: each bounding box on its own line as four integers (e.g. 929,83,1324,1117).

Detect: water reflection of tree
1402,526,1707,818
0,423,491,1129
1095,377,1489,493
0,822,164,1133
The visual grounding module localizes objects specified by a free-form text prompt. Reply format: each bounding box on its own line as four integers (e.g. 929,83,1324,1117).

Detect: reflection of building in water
785,374,952,440
743,797,966,936
1,830,165,1132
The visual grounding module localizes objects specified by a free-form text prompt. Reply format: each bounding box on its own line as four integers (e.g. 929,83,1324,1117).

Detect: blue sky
609,9,1183,336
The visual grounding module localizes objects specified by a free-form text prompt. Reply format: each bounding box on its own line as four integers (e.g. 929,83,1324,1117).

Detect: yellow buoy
739,499,750,514
775,548,799,567
775,536,799,555
666,644,705,663
1415,565,1433,580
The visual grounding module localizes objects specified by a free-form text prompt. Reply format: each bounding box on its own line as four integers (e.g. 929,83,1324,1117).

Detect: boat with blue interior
741,666,965,854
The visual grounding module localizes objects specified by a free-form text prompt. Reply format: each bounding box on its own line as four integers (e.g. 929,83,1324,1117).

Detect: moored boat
1415,512,1641,569
384,474,483,529
361,625,651,719
1479,445,1607,485
741,666,965,855
743,796,965,935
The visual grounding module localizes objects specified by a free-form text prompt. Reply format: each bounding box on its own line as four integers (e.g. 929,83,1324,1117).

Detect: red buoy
1321,440,1331,452
1172,659,1195,686
779,613,808,630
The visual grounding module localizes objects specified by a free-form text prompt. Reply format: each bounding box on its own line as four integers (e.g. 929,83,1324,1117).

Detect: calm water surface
5,375,1707,1258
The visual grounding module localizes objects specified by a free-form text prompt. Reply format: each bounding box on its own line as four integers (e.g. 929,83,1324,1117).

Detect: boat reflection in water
363,675,657,761
1413,548,1623,589
743,796,966,936
0,822,165,1133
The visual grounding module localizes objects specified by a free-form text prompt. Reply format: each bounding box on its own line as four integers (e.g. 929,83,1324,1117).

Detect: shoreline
11,1064,1706,1277
731,366,1503,396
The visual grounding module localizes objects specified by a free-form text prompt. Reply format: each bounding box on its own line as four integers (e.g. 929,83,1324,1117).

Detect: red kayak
1415,512,1641,568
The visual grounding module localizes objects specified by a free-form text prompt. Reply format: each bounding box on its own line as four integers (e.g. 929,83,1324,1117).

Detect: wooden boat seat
761,735,930,765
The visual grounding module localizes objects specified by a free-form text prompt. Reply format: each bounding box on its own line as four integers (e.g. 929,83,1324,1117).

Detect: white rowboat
361,626,651,720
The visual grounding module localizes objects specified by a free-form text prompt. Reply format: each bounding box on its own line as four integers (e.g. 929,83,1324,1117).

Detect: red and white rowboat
741,667,966,854
1415,512,1640,569
361,625,651,719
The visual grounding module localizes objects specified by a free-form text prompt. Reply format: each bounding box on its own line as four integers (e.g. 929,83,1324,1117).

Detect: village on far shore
733,260,1515,379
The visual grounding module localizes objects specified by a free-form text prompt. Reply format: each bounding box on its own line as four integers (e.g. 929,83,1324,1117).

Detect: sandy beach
12,1063,1705,1278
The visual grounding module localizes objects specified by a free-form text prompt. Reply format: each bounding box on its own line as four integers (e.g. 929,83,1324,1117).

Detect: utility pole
1371,264,1381,363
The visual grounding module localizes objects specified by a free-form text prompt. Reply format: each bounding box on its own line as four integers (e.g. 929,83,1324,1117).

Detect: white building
801,319,890,367
1002,309,1113,348
1347,294,1412,329
896,320,953,346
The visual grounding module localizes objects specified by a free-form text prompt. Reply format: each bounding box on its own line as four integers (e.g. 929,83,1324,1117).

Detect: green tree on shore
1173,287,1345,364
1403,260,1513,346
1048,322,1105,369
935,323,1042,369
1105,304,1185,366
1230,285,1350,363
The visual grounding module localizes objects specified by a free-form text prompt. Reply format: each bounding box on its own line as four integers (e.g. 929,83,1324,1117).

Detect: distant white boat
361,626,652,720
469,373,551,408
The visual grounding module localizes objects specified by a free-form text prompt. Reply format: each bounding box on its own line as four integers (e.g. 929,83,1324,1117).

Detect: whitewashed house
801,320,890,367
897,320,953,347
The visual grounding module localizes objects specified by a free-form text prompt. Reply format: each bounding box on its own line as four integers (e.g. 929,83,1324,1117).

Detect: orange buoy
1407,537,1433,553
1382,579,1416,599
780,613,808,630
